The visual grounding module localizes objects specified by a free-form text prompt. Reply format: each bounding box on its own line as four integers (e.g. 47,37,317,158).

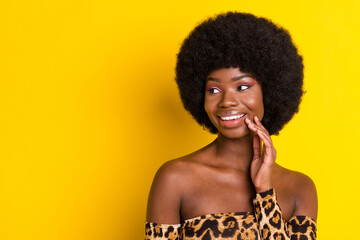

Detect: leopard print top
145,188,317,240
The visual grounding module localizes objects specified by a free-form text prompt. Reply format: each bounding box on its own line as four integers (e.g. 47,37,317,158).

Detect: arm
145,161,183,239
245,117,317,239
253,187,317,240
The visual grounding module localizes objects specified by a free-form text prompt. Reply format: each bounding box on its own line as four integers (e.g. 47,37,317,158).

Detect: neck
209,133,254,172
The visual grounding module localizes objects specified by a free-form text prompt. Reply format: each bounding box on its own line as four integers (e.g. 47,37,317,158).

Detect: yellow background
1,0,359,239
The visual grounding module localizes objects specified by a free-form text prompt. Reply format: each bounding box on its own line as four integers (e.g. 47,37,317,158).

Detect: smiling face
204,67,264,138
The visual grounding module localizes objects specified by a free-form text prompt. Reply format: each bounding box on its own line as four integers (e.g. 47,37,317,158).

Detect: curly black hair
175,12,304,135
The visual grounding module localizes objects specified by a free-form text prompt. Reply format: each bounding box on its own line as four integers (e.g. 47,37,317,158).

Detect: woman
145,12,317,240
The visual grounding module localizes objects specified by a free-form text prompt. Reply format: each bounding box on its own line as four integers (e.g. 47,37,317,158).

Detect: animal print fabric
253,188,316,240
287,216,316,240
145,222,181,240
145,212,259,240
181,212,259,239
145,189,317,240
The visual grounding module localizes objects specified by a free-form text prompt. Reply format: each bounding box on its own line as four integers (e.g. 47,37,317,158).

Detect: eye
237,85,250,91
208,88,221,94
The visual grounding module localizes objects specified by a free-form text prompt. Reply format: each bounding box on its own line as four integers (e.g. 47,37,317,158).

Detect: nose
219,90,239,108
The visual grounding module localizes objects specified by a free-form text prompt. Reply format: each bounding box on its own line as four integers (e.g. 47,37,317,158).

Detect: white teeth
220,114,245,121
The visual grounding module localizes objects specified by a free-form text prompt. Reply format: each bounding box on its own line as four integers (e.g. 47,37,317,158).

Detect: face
204,67,264,138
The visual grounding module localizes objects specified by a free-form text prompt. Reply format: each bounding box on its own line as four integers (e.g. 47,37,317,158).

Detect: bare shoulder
146,154,198,224
274,164,318,221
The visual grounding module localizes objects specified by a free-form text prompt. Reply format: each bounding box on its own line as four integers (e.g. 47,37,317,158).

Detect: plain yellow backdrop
1,0,359,239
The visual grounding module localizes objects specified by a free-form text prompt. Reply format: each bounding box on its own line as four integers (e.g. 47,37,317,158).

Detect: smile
217,112,246,128
219,114,245,121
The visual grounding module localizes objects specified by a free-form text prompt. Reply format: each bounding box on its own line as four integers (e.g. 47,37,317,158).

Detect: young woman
145,12,317,240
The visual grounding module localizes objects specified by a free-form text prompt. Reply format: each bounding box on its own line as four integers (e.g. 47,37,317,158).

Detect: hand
245,116,276,193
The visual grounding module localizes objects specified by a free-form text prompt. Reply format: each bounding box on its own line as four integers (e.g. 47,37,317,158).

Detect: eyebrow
206,74,252,82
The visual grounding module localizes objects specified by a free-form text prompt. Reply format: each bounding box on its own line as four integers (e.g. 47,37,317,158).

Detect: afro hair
175,12,304,135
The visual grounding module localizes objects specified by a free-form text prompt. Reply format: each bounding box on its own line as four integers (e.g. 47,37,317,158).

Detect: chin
217,126,252,139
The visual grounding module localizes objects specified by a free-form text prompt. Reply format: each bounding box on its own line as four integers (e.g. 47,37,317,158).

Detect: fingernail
255,116,258,121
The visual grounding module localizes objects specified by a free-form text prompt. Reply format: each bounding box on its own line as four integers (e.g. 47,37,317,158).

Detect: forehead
206,67,255,82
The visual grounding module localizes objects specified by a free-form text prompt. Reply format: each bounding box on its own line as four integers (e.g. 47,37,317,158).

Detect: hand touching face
204,67,264,139
245,116,276,193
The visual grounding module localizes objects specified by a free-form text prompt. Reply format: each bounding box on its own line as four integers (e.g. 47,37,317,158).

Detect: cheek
256,95,264,119
204,96,210,116
204,95,219,122
246,92,264,117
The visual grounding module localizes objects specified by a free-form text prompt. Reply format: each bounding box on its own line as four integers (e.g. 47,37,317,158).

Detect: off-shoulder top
145,188,317,240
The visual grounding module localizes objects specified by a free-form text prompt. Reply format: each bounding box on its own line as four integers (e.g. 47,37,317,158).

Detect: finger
245,118,263,133
253,115,263,126
245,118,257,132
257,133,276,165
256,129,274,154
252,118,271,141
254,116,269,134
247,119,273,148
246,118,270,138
253,135,261,160
262,141,276,164
255,128,272,145
247,121,273,148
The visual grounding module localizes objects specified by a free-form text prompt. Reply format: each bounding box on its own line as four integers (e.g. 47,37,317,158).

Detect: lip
217,113,246,128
